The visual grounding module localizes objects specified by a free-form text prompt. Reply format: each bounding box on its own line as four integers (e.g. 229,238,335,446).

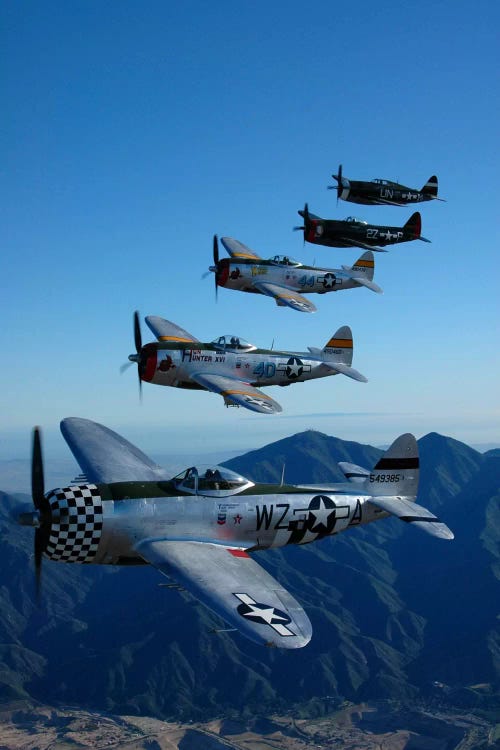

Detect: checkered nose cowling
44,485,103,563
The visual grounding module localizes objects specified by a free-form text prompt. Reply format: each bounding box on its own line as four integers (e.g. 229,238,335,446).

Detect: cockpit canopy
211,335,256,352
344,216,368,225
172,465,255,496
269,254,302,267
372,178,393,185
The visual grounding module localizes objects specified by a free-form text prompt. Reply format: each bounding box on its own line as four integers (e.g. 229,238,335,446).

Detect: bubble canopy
269,254,302,267
211,335,256,352
172,465,255,496
344,216,368,225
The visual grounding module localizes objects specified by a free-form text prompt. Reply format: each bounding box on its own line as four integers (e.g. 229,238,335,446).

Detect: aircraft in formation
295,204,431,252
12,418,453,649
125,313,367,413
207,236,382,313
328,164,444,206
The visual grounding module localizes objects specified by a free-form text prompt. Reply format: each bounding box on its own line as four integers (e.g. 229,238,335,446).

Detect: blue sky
2,0,499,462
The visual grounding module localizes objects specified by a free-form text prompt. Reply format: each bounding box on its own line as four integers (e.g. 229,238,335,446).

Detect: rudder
367,433,419,497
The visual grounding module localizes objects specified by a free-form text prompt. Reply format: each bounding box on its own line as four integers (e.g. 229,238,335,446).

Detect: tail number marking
370,473,402,483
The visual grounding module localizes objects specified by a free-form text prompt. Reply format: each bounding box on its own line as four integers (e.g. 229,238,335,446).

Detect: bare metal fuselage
145,345,338,389
62,485,385,567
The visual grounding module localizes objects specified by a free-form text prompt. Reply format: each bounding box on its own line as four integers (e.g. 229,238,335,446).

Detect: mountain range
0,429,498,720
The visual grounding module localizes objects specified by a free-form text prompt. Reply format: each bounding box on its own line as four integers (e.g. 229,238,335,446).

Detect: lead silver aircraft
14,419,453,649
207,236,382,313
124,313,367,414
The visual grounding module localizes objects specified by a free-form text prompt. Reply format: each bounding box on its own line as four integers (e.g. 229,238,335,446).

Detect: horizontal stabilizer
341,267,383,293
419,236,431,243
369,496,454,540
322,361,367,382
338,461,370,483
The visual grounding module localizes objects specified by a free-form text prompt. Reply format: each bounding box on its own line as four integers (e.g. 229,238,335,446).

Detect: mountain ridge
0,429,498,719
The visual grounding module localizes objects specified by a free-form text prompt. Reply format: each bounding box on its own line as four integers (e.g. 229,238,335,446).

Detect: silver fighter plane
14,419,454,649
207,236,382,313
124,313,367,414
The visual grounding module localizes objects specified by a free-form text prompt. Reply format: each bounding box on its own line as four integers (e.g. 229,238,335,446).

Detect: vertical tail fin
350,251,375,281
365,433,454,539
323,325,353,365
368,433,419,497
422,175,438,197
403,211,422,238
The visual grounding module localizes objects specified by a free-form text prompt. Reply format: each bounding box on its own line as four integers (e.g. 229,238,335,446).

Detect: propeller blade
133,310,142,354
34,528,44,601
337,164,343,204
31,427,44,510
213,234,219,266
213,236,220,302
120,361,134,374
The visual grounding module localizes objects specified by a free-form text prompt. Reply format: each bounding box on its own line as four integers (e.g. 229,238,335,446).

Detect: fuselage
340,180,432,206
42,480,387,566
216,257,360,295
141,340,340,389
303,214,421,249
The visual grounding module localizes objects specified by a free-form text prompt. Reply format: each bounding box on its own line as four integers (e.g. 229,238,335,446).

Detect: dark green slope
0,431,497,719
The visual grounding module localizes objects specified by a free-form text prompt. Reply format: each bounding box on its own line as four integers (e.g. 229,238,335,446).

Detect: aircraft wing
135,539,312,648
338,237,388,253
220,237,262,260
190,372,282,414
145,316,200,343
253,281,317,313
60,418,171,484
369,496,454,540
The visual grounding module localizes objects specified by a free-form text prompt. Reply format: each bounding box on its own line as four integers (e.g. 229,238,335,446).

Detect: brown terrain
0,700,497,750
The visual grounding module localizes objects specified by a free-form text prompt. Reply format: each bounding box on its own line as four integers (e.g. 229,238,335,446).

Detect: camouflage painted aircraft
124,313,367,414
12,419,453,648
329,164,444,206
207,235,382,313
295,204,431,252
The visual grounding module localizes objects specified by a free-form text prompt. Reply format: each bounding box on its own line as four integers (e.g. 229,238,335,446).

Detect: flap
136,540,312,648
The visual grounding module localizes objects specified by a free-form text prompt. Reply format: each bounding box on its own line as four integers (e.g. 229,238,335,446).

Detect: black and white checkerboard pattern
45,485,103,563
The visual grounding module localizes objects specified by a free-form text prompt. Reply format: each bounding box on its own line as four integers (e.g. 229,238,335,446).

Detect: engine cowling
43,484,104,563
